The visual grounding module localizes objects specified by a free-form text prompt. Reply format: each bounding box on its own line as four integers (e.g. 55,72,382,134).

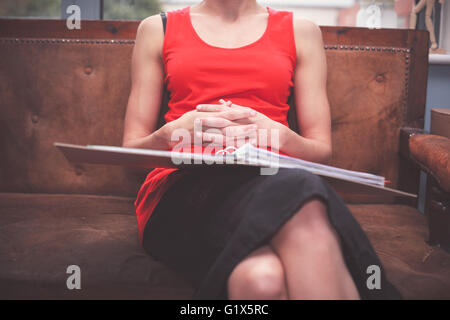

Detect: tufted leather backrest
0,20,428,202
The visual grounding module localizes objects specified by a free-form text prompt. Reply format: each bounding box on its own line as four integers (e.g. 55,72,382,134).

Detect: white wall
439,0,450,52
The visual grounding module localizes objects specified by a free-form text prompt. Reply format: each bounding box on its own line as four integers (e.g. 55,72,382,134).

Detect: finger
219,108,256,121
229,103,258,116
227,136,255,148
222,102,258,117
199,117,234,129
198,131,225,145
224,124,258,137
224,133,257,148
201,134,245,149
219,99,232,107
196,104,227,112
200,133,256,149
229,102,247,109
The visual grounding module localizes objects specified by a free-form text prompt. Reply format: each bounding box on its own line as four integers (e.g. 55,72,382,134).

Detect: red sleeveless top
134,6,297,244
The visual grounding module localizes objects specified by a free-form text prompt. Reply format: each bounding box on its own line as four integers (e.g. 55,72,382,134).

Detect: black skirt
142,166,401,300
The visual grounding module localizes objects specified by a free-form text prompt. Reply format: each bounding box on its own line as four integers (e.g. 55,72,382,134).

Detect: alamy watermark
169,123,281,175
66,5,81,30
66,264,81,290
366,265,381,290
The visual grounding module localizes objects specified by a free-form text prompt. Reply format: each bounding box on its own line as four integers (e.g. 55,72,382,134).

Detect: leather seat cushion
0,193,449,299
0,193,192,299
350,203,450,299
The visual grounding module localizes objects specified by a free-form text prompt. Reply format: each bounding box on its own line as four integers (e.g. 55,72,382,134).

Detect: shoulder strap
156,11,169,130
160,12,167,35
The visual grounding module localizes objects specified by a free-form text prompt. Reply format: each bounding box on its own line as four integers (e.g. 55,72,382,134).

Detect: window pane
0,0,60,19
103,0,162,20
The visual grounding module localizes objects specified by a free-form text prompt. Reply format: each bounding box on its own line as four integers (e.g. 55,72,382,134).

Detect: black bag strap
156,11,169,130
160,11,167,35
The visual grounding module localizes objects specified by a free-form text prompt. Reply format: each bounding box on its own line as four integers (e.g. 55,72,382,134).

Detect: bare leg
227,245,288,300
270,198,360,300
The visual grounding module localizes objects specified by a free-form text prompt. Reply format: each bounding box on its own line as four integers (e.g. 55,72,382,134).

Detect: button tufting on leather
84,66,93,75
74,165,84,176
31,114,39,124
376,74,385,83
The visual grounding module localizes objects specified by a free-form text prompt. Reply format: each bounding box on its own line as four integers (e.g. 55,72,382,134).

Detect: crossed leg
227,198,360,300
227,245,288,300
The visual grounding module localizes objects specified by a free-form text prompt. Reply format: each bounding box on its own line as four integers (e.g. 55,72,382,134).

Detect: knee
227,259,286,300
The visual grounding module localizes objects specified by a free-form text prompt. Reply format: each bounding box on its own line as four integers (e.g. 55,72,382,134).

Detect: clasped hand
195,99,260,147
169,99,282,150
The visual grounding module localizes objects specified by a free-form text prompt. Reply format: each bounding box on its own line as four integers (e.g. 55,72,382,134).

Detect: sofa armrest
400,127,450,248
409,133,450,194
399,127,425,160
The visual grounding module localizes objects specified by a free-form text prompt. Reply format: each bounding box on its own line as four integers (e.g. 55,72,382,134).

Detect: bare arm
122,15,170,150
278,17,332,164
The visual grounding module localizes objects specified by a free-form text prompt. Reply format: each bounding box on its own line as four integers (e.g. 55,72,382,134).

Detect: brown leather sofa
0,19,449,299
